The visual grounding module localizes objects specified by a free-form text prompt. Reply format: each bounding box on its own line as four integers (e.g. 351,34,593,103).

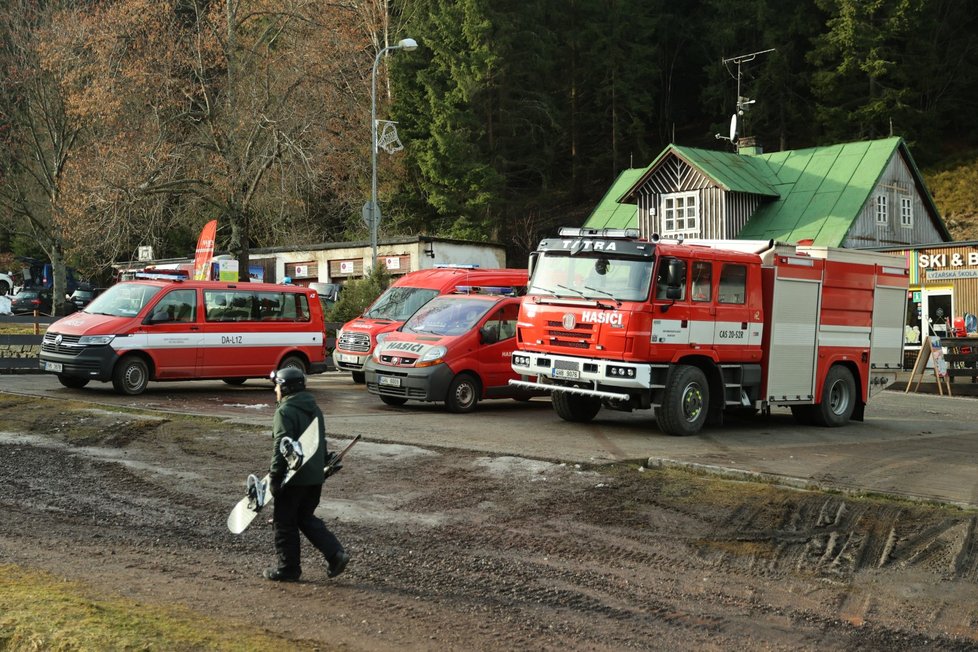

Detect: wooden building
586,136,951,248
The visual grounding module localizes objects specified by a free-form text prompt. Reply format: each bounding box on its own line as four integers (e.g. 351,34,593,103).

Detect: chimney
736,136,763,156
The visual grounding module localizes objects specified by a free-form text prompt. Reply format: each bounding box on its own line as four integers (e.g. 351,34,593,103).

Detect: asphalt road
3,370,978,508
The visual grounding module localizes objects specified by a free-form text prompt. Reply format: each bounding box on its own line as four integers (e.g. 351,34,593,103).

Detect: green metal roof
736,137,927,245
584,167,644,229
584,136,950,245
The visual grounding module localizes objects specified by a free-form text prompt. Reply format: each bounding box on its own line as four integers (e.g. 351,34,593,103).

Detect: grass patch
0,564,315,651
0,323,42,335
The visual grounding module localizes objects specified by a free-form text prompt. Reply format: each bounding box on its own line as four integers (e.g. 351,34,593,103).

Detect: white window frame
875,194,888,226
661,192,699,237
900,196,914,228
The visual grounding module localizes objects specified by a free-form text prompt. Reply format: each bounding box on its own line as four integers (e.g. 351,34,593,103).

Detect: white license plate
43,361,63,373
379,376,401,387
337,353,358,363
552,368,580,380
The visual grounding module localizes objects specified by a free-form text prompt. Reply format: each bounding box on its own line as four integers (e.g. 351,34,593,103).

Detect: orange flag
192,220,217,280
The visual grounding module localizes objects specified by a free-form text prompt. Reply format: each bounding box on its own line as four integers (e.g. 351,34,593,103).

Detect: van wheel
278,355,306,373
813,366,856,427
112,356,149,395
380,395,408,407
58,375,89,389
351,371,365,384
657,365,708,436
552,392,601,422
446,373,480,413
223,378,247,386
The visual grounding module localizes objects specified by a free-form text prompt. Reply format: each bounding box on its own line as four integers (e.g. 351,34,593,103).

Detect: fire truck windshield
529,253,653,302
364,286,440,321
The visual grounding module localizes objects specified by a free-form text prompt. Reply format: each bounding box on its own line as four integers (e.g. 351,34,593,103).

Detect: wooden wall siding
843,152,945,248
725,192,762,239
636,156,721,239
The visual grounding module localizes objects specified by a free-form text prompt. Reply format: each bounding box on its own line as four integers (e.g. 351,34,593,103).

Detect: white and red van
39,279,328,394
363,288,543,412
333,268,528,382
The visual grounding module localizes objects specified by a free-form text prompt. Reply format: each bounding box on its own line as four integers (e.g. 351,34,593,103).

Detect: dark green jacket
269,390,326,486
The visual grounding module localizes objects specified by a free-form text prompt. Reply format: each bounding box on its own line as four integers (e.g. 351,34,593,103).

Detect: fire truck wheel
57,375,89,389
380,395,408,407
657,365,708,436
814,365,856,427
552,392,601,422
446,373,480,413
112,355,150,395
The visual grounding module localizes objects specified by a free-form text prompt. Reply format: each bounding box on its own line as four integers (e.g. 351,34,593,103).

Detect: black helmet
271,366,306,395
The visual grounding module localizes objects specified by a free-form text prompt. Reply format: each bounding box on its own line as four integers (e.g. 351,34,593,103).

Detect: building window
875,195,888,225
661,192,699,236
900,197,914,228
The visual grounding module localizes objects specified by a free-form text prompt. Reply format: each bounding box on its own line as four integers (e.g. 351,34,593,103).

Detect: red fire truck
509,228,908,436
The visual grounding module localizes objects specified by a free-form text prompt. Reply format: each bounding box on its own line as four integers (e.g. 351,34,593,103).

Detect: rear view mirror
480,325,499,345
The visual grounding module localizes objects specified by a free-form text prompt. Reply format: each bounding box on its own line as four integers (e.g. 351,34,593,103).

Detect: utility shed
586,136,951,248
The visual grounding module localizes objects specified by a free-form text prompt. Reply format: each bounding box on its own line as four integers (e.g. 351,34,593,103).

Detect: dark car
69,286,106,310
10,288,53,315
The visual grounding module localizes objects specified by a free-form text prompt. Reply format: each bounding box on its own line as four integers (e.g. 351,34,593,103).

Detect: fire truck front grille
338,331,370,353
551,340,590,349
546,321,594,331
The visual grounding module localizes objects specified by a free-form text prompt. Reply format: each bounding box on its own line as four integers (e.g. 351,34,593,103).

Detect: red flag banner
192,220,217,280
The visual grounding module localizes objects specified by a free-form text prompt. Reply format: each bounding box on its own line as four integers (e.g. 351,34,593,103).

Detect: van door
143,288,201,378
479,301,521,396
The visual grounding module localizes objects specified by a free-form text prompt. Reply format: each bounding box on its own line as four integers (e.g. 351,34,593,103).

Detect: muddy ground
1,393,978,651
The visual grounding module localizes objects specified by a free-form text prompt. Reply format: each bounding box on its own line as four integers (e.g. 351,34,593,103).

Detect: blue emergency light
454,285,515,295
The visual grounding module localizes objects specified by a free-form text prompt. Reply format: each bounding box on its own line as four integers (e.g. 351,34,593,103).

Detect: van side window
148,289,196,323
718,264,747,304
485,303,519,341
205,290,310,322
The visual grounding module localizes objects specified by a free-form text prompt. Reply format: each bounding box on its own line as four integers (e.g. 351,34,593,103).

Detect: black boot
327,551,350,578
263,567,301,582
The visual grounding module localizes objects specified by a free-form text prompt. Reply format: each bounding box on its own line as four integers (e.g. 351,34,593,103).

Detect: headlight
415,345,447,368
512,354,531,367
79,335,115,346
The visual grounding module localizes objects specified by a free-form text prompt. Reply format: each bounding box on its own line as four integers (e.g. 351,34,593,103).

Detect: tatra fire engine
510,228,909,436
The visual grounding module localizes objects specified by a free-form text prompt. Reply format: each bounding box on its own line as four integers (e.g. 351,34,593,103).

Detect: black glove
269,476,283,497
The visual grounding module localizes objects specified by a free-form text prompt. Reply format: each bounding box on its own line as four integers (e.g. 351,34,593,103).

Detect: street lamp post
370,37,418,270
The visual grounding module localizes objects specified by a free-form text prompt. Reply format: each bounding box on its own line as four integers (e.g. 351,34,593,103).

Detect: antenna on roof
715,48,774,148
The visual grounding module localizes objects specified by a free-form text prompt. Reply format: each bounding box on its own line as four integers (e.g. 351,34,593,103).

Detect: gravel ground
1,394,977,650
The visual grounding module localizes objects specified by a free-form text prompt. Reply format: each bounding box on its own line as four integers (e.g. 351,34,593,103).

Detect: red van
39,279,328,394
363,289,542,412
333,268,527,383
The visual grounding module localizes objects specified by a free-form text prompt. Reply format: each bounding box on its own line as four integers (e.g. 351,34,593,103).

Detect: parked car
69,286,106,310
10,288,53,315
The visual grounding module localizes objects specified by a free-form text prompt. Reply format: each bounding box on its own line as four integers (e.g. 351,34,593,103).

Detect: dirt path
2,395,977,650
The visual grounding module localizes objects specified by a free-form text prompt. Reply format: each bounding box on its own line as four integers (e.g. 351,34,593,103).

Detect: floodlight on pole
370,37,418,270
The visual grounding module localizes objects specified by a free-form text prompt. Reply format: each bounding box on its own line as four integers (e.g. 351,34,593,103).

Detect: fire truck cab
510,228,908,436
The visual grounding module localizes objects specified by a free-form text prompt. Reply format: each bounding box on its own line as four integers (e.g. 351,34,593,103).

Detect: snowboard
226,418,321,534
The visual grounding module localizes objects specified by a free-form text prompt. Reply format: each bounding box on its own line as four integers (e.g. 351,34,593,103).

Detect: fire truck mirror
666,259,686,287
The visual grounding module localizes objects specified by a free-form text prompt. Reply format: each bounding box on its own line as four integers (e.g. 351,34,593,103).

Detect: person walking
264,367,349,582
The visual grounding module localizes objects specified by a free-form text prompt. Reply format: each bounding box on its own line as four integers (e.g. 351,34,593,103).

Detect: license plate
552,368,580,379
379,376,401,387
43,361,63,373
337,353,358,363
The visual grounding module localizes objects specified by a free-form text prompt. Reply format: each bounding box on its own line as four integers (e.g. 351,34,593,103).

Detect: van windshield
364,287,439,321
85,283,162,317
403,297,493,336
